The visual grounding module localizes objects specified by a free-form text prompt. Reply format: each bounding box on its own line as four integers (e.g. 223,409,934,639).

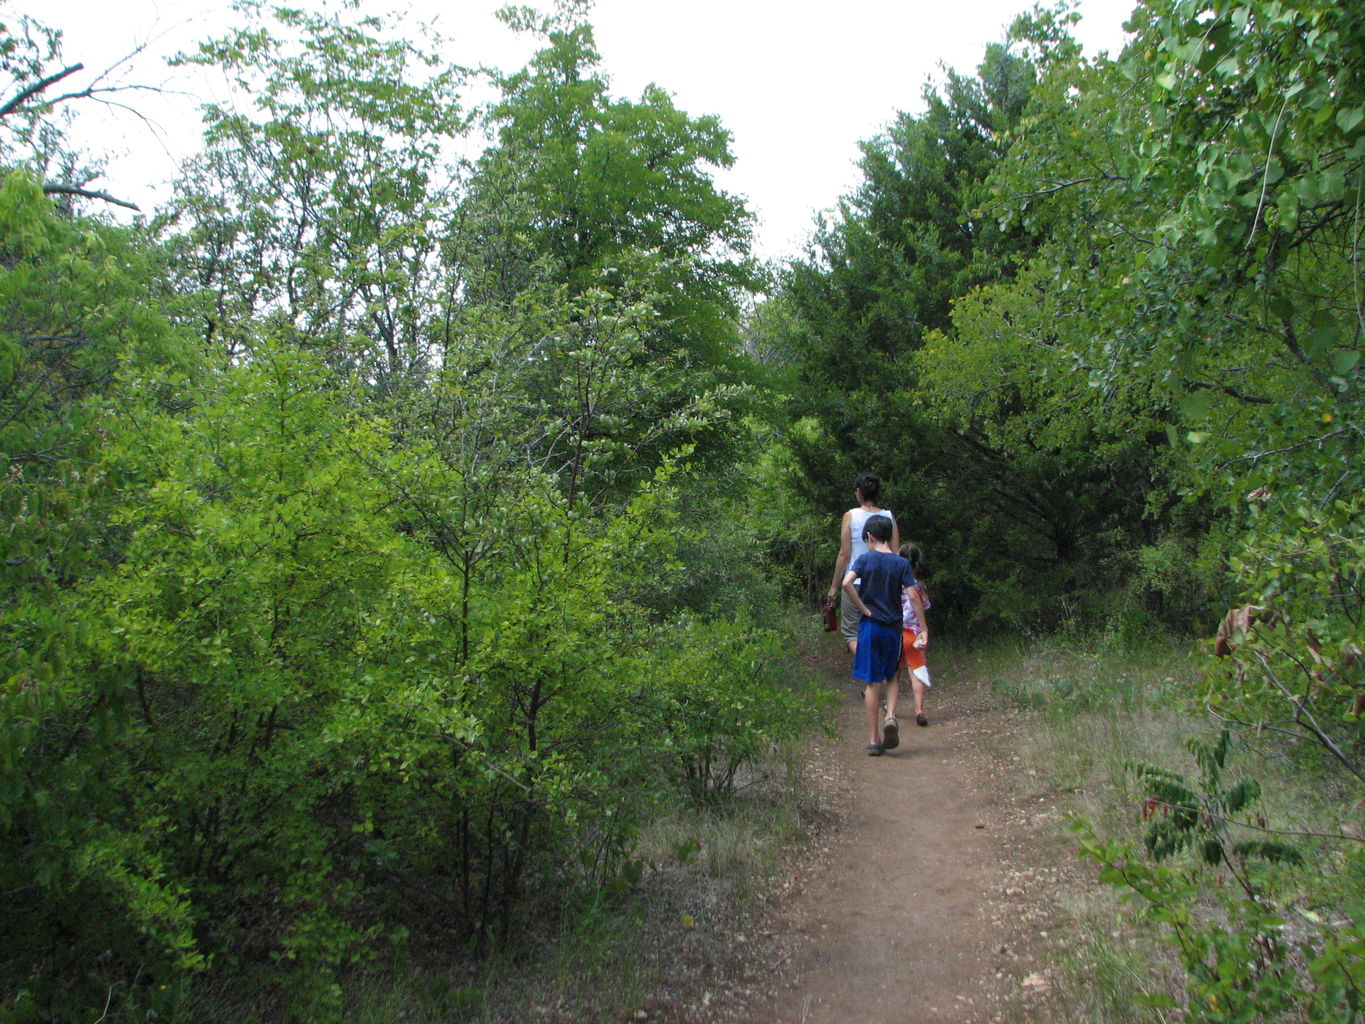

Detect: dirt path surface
724,652,1078,1024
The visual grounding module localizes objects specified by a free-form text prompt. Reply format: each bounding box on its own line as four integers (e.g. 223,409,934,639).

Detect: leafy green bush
4,328,826,1018
1,6,811,1017
651,616,833,805
1073,729,1364,1022
0,171,206,1019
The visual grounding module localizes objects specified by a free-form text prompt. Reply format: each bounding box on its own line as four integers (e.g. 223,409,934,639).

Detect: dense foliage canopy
0,6,824,1019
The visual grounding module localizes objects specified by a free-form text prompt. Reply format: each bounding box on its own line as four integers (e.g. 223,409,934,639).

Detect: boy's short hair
863,514,893,544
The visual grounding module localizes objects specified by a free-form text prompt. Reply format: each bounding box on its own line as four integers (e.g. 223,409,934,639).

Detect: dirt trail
728,653,1077,1024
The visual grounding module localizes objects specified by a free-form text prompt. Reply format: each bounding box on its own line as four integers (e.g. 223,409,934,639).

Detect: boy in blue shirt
842,514,925,755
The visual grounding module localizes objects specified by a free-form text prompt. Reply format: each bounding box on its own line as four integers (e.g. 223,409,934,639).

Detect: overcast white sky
36,0,1136,262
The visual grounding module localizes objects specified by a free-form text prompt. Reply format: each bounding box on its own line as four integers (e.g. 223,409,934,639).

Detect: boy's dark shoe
882,717,900,749
866,744,884,756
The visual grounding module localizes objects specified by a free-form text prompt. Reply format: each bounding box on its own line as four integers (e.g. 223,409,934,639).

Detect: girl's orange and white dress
900,582,931,687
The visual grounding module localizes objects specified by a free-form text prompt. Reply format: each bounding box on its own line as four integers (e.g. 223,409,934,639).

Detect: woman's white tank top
849,507,894,579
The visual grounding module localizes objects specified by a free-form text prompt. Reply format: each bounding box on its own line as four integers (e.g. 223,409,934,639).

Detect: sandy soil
714,648,1086,1024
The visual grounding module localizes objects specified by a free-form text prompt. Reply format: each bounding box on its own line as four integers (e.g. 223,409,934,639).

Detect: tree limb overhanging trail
0,62,84,118
42,183,140,211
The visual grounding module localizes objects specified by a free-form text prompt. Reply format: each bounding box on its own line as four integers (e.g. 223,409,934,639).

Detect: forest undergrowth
235,611,837,1024
322,626,1365,1024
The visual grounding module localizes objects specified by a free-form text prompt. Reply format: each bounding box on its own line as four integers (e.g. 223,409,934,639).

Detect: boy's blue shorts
852,619,901,684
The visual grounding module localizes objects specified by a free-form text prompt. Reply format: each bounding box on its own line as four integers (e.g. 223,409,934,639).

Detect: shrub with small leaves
1073,728,1362,1022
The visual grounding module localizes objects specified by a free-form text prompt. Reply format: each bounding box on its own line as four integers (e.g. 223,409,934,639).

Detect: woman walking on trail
826,473,900,658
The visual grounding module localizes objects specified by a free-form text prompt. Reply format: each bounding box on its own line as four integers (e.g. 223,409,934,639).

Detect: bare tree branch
1253,650,1365,784
2,41,167,121
37,80,163,113
42,183,140,212
1218,427,1348,469
0,63,84,118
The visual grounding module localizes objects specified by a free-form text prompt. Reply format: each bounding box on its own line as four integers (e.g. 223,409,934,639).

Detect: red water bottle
823,599,838,632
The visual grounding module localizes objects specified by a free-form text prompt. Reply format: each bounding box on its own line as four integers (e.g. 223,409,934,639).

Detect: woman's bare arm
828,509,853,600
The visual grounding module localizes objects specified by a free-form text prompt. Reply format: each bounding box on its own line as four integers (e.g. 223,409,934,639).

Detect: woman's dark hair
864,514,894,544
853,473,881,503
899,542,928,578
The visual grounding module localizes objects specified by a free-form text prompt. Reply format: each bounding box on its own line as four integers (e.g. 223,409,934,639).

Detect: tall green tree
979,0,1363,754
905,5,1226,629
166,0,467,391
1118,0,1363,770
765,16,1137,625
454,5,761,501
949,3,1363,1013
466,5,757,338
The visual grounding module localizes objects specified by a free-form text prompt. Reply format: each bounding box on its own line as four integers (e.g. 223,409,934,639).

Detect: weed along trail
727,649,1070,1024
